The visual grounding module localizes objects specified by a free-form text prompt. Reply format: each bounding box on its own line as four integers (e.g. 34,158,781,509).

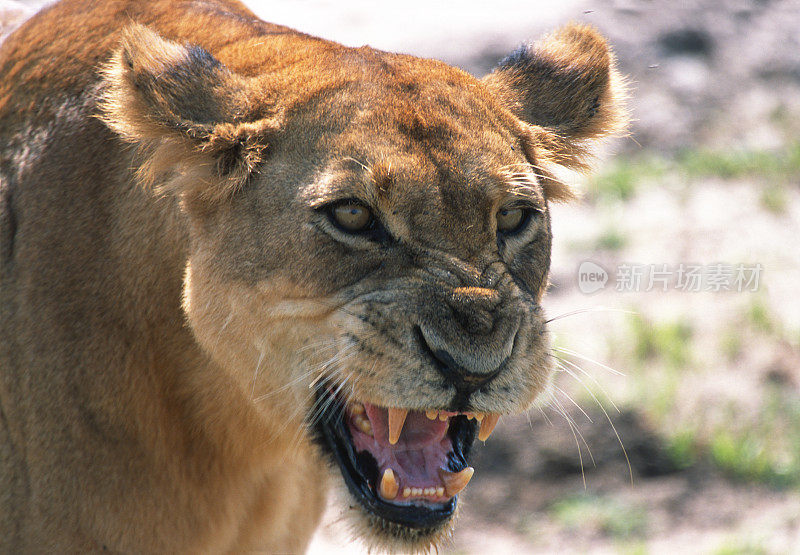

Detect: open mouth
313,387,501,530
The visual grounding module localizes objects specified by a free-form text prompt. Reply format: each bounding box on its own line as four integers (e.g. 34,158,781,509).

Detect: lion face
101,22,625,550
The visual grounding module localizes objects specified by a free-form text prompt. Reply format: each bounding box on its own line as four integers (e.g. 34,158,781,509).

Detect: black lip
312,388,478,530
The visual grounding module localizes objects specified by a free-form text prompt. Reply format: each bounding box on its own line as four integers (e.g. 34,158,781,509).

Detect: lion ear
483,23,628,174
100,24,279,203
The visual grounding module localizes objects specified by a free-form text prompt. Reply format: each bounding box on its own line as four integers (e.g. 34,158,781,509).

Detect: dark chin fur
340,487,458,553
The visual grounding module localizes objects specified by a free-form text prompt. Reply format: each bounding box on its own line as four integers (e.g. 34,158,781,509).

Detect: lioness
0,0,626,551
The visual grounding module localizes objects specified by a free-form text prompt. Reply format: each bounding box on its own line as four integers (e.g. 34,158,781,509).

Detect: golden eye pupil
496,207,525,232
333,203,372,231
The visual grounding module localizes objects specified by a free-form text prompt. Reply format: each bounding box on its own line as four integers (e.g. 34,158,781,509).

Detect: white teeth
400,485,448,498
387,408,408,445
379,468,398,500
478,413,500,441
438,467,475,497
353,414,372,436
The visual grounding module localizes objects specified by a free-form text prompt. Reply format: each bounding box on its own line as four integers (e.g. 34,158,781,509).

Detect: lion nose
417,304,517,392
446,286,502,335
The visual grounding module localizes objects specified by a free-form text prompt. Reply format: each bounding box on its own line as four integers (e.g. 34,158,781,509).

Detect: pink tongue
350,403,453,493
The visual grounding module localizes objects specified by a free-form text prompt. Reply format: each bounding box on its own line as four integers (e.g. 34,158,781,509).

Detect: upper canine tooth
426,410,438,420
387,407,408,444
379,468,399,500
478,413,500,441
438,467,474,497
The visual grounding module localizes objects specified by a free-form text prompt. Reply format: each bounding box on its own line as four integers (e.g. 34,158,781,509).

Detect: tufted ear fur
484,23,628,196
100,24,280,203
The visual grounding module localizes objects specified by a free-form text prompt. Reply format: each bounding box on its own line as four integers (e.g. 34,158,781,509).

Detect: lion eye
331,202,374,232
496,206,526,233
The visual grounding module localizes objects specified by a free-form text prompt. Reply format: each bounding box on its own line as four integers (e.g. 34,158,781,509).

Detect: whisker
552,346,626,377
537,405,554,427
546,306,635,325
552,353,621,413
547,397,589,487
548,389,596,468
555,359,633,484
250,349,265,401
552,383,593,424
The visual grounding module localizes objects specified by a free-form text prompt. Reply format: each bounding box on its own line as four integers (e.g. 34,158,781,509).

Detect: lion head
100,20,625,550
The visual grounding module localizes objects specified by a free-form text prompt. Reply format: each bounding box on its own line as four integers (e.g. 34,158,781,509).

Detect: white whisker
552,346,626,377
250,349,265,401
552,353,621,413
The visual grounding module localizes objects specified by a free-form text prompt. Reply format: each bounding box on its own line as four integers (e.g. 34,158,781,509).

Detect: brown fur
0,1,626,551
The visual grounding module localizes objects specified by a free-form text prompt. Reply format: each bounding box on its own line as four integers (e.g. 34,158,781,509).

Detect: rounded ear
99,24,280,203
483,23,628,177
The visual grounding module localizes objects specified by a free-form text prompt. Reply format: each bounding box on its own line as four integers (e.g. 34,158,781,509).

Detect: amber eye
496,206,526,233
331,202,374,232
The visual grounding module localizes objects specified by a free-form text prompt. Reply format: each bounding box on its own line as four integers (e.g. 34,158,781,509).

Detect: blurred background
3,0,800,552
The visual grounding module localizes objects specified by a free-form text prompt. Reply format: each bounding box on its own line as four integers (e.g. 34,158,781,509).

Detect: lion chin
0,0,626,552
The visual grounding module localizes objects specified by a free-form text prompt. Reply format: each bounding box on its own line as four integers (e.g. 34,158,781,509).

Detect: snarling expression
104,20,625,551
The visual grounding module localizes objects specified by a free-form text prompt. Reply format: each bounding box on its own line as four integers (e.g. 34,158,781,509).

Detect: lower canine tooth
379,468,399,500
478,413,500,441
438,467,475,497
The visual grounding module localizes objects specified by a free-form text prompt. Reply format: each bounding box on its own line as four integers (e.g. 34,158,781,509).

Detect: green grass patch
719,327,743,362
550,494,648,540
745,297,776,335
676,142,800,181
588,142,800,206
708,389,800,489
713,538,768,555
760,183,788,214
629,314,693,369
665,428,699,470
587,156,667,203
594,227,627,251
